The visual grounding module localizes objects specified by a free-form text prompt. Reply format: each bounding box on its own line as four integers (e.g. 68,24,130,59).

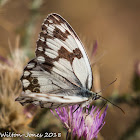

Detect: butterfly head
93,93,101,100
89,91,125,114
89,91,101,100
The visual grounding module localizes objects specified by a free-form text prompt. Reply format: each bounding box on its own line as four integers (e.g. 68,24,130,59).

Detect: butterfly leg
84,105,91,118
73,104,81,113
56,104,63,109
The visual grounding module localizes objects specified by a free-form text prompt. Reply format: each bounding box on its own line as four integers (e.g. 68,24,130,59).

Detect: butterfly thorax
77,88,100,100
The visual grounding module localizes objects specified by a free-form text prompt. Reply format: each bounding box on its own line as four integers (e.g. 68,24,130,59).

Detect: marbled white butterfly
15,13,124,113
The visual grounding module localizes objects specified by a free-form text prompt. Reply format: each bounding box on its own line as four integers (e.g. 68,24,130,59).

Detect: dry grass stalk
0,36,34,133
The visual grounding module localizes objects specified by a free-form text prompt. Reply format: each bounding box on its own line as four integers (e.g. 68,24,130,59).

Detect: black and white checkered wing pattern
16,13,93,108
36,13,92,89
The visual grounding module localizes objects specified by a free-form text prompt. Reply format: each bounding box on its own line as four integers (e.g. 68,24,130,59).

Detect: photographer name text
0,132,61,138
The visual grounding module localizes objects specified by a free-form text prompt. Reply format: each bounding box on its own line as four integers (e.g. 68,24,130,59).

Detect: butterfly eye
92,94,100,100
96,95,101,100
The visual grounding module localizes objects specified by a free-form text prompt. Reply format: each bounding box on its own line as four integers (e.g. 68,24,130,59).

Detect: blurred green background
0,0,140,140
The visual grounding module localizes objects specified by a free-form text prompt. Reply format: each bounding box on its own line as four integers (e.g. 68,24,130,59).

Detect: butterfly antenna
100,96,125,114
95,78,125,114
96,78,117,94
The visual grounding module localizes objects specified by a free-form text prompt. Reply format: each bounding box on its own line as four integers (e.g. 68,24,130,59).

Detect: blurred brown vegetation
0,0,140,140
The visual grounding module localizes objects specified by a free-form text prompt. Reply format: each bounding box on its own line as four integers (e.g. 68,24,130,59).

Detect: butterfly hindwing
21,59,80,94
17,59,88,108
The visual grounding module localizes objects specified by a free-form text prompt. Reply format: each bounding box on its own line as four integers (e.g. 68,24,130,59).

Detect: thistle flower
51,105,107,140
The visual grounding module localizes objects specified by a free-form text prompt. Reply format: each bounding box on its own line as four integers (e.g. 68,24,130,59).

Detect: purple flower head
51,105,107,140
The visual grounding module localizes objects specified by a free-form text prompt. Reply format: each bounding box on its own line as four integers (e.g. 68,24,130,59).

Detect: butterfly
16,13,123,112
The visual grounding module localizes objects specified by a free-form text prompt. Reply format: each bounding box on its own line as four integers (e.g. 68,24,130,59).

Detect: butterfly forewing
16,13,93,108
36,13,92,89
